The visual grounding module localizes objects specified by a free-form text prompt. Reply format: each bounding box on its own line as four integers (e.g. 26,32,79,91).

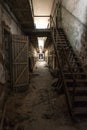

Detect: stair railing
50,15,74,118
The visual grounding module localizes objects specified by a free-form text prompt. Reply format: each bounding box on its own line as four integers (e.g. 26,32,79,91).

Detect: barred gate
12,35,29,90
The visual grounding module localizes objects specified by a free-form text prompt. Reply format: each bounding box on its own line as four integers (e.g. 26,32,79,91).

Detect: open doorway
39,53,44,59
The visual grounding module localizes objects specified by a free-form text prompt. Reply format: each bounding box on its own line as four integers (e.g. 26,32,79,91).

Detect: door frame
2,21,13,90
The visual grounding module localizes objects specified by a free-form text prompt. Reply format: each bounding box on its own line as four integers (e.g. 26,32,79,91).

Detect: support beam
23,28,51,37
34,15,50,17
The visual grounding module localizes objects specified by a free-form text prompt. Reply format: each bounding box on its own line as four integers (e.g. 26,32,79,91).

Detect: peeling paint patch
62,2,87,66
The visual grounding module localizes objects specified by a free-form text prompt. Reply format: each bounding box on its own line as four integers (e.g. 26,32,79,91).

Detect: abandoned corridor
0,0,87,130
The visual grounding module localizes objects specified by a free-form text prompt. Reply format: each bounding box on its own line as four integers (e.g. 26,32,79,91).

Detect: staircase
50,17,87,120
58,28,87,119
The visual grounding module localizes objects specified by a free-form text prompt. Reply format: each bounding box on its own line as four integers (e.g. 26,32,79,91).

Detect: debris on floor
2,61,87,130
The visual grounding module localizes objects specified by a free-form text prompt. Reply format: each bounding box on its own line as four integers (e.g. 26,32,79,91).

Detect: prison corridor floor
3,61,87,130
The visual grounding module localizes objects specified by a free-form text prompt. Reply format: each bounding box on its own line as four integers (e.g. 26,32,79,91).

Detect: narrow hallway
11,61,77,130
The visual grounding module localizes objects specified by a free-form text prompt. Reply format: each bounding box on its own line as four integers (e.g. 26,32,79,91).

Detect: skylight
34,17,49,29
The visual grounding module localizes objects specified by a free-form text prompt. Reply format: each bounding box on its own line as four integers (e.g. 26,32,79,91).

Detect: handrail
51,0,61,19
50,15,73,117
49,0,80,118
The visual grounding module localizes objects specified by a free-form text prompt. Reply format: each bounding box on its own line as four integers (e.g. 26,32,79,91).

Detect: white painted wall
62,0,87,25
62,0,87,66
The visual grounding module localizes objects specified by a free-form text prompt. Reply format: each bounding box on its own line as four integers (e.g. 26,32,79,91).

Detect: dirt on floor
2,61,87,130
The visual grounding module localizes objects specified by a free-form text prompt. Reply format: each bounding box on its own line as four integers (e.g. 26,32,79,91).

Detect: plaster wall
0,3,23,84
62,0,87,67
1,4,22,34
0,3,23,106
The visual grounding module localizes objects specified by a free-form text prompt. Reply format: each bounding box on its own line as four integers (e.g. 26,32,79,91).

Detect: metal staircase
50,16,87,120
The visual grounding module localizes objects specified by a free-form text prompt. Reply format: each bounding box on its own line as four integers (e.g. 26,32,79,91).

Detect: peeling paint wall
1,4,22,34
0,3,23,84
62,0,87,67
0,3,23,106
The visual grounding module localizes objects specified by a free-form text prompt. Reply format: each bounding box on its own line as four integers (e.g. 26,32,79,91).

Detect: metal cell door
12,35,29,90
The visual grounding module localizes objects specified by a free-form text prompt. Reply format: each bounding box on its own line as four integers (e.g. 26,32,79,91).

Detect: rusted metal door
12,35,29,90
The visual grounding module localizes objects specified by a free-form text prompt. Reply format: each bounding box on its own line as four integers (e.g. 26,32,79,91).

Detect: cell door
12,35,29,90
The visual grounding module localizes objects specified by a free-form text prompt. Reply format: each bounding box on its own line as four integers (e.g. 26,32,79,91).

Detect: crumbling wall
0,3,23,109
1,4,22,34
61,0,87,67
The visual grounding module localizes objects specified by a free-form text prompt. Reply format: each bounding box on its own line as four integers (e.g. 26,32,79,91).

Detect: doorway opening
39,53,44,59
3,25,12,90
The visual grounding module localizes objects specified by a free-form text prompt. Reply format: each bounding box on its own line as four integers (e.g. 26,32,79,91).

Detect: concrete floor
3,61,87,130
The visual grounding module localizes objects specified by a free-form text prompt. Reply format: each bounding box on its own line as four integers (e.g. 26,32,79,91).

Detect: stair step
64,73,87,80
74,107,87,112
58,34,66,36
57,38,67,40
74,101,87,107
66,81,87,87
75,90,87,96
75,96,87,102
65,79,87,82
64,72,86,75
57,41,68,44
58,34,65,36
58,37,68,41
56,40,67,42
58,36,66,39
68,85,87,90
73,107,87,117
68,87,87,94
74,114,87,119
57,44,68,47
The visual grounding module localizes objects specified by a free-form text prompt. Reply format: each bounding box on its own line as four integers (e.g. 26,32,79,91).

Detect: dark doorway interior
3,27,12,90
39,53,43,59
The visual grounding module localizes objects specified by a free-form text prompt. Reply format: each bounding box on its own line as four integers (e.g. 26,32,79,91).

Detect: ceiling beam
23,28,51,37
34,15,50,17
